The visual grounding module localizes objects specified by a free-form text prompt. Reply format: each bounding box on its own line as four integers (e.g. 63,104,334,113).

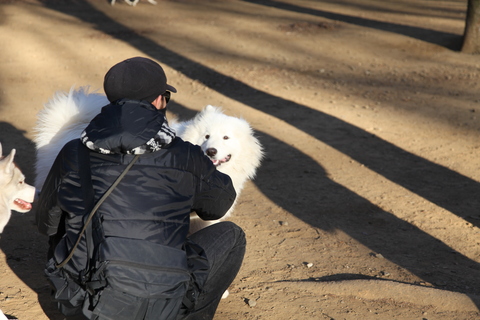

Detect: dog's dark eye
205,135,210,139
223,136,229,140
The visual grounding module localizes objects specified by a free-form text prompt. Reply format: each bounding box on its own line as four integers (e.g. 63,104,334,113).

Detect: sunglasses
163,91,171,103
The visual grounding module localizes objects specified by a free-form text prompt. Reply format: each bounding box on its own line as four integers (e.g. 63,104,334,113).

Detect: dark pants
65,221,246,320
183,221,246,320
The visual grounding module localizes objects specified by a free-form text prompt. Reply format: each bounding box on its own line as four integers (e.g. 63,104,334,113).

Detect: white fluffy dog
0,145,35,318
0,144,35,233
34,87,108,192
0,143,35,234
34,87,263,233
171,105,263,232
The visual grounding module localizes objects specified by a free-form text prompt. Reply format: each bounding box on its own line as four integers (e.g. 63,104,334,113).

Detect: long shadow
241,0,463,50
26,0,480,310
314,0,467,19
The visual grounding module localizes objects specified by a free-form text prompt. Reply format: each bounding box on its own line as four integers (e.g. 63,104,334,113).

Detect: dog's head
0,144,35,233
188,105,264,179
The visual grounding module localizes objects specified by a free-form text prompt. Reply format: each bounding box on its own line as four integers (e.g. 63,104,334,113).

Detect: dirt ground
1,0,480,319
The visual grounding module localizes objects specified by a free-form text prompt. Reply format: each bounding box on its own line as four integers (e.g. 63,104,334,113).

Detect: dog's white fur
171,105,263,233
34,87,263,233
0,143,35,234
110,0,157,6
34,87,109,192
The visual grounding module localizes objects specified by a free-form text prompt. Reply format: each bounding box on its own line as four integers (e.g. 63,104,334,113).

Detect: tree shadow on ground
241,0,464,50
252,130,480,295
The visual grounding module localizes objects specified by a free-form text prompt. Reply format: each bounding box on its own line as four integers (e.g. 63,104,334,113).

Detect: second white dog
0,143,35,234
171,105,263,232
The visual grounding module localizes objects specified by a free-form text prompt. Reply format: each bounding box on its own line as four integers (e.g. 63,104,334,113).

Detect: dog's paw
124,0,138,5
221,289,229,299
147,0,157,4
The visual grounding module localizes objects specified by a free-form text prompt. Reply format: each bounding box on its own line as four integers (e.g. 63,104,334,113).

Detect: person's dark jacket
35,99,236,279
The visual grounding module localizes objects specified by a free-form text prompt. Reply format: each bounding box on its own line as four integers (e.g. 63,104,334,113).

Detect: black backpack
45,142,206,320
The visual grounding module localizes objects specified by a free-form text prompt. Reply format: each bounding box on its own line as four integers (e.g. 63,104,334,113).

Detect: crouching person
35,57,246,320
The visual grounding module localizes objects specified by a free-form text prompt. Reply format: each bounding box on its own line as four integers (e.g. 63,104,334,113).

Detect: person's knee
190,221,246,255
217,221,246,246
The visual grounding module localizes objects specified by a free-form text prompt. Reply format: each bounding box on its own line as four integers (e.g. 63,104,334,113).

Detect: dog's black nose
206,148,217,157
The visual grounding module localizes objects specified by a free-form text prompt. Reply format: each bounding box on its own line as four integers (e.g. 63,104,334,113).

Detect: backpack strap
56,142,140,269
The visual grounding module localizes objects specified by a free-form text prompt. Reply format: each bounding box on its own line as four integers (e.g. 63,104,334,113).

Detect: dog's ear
0,149,16,174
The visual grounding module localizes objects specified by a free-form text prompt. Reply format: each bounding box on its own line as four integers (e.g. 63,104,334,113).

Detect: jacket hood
82,99,175,154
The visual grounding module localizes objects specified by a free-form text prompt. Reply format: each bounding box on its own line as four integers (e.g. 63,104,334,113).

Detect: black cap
104,57,177,103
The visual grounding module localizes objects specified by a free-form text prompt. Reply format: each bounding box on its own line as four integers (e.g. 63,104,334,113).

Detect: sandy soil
1,0,480,319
